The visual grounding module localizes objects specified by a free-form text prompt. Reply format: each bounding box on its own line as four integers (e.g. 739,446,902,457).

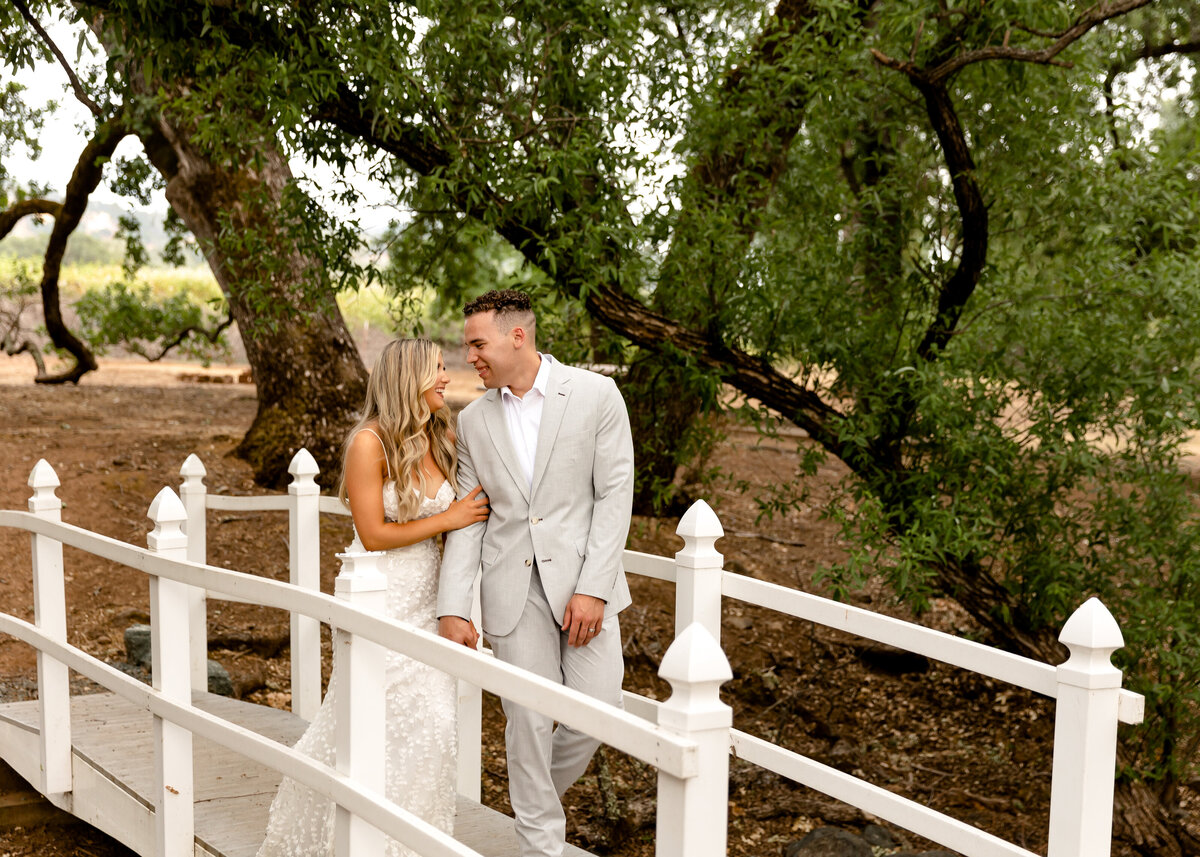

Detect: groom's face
465,310,518,389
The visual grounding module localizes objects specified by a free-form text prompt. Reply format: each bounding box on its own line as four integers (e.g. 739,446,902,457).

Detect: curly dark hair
462,288,533,317
462,289,536,333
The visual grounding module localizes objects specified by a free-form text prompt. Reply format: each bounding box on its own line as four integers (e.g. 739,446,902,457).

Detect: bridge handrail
719,571,1145,724
174,449,1141,857
190,492,349,515
0,508,697,779
0,610,483,857
729,728,1038,857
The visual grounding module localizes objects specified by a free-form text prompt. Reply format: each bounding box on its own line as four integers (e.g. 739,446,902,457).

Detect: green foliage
74,278,230,363
5,0,1199,816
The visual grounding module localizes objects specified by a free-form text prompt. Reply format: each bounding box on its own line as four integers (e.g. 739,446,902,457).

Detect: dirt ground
0,357,1190,856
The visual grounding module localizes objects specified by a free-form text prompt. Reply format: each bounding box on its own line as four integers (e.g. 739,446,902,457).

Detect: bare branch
140,310,235,362
875,1,1157,83
0,198,62,240
8,0,106,118
923,0,1156,83
35,117,129,385
2,336,47,375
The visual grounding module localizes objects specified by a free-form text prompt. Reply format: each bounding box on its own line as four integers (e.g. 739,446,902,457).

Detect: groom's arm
574,375,635,602
438,411,485,627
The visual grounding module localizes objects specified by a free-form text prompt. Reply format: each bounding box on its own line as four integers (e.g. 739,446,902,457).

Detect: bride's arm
345,431,487,551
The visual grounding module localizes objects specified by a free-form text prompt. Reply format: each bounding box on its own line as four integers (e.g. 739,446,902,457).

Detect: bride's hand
443,484,489,530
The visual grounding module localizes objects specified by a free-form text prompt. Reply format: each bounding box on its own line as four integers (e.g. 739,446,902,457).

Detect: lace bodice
382,477,454,522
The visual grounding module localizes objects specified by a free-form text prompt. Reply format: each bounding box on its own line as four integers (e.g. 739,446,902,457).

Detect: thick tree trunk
1114,776,1199,857
139,122,367,487
625,356,706,516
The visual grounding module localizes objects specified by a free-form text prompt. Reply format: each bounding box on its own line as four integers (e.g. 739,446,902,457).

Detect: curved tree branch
872,0,1157,83
0,198,62,240
36,117,129,385
911,81,987,361
9,0,106,118
140,309,235,362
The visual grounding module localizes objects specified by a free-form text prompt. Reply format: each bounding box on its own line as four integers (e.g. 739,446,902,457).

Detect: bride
257,338,487,857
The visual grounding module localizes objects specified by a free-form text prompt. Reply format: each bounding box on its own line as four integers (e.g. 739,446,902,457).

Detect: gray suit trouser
484,568,624,857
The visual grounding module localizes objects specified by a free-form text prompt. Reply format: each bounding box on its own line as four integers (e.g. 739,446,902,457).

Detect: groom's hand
563,594,606,648
439,615,479,649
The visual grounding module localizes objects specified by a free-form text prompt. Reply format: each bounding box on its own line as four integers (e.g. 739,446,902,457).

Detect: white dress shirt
500,354,554,489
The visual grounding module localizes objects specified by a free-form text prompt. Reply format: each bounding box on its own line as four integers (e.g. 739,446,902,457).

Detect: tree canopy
2,0,1198,851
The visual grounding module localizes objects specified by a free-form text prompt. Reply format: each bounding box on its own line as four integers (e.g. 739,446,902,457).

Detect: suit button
530,516,541,524
524,559,532,567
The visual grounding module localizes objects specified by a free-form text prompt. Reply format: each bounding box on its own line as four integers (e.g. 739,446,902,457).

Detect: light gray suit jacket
438,360,634,637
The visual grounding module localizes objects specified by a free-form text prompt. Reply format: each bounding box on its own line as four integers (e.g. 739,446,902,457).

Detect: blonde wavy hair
337,339,457,524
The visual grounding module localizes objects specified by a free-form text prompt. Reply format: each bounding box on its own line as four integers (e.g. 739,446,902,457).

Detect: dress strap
359,427,393,480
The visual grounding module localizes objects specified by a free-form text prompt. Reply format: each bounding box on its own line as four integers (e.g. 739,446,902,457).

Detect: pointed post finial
658,622,733,731
28,460,62,516
674,499,725,640
1058,597,1124,689
179,454,207,481
289,448,320,483
148,487,188,553
676,498,724,540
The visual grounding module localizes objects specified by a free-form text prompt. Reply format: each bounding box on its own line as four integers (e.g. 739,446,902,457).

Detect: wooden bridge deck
0,692,590,857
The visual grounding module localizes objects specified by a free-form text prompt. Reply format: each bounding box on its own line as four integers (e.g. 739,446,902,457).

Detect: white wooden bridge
0,450,1145,857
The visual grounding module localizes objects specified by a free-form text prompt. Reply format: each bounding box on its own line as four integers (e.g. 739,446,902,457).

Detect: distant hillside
0,200,204,266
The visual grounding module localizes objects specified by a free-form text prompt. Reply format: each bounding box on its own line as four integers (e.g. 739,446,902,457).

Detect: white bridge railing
0,449,1145,857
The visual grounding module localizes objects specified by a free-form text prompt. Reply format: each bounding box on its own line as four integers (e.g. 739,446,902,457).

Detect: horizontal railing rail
729,729,1038,857
719,571,1145,724
172,449,1144,857
4,449,1137,857
0,509,697,778
620,498,1143,857
0,611,481,857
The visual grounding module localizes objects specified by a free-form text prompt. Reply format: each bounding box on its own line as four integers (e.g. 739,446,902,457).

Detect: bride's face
422,352,451,412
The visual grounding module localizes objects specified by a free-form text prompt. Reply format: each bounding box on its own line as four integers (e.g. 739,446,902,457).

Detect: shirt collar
502,353,553,402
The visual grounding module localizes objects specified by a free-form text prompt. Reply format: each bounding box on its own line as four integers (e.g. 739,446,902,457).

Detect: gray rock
207,660,234,696
124,624,152,668
107,660,149,683
784,827,873,857
862,824,895,848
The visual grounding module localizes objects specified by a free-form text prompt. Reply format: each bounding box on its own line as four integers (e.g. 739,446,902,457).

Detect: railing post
1047,597,1125,857
655,623,732,857
456,576,483,802
674,500,725,641
333,544,388,857
28,460,71,797
179,454,209,692
147,487,195,857
289,449,322,721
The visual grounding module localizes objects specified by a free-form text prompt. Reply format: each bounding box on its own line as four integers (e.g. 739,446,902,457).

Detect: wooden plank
0,692,594,857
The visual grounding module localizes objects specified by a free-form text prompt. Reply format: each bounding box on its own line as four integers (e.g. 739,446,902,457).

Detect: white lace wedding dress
257,479,458,857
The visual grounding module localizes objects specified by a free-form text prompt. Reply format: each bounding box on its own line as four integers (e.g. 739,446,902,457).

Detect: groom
438,289,633,857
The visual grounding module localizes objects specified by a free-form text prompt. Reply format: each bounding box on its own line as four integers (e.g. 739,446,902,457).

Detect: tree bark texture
139,121,367,487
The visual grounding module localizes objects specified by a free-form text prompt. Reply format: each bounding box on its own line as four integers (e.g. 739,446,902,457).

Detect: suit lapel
530,363,571,496
480,391,530,503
